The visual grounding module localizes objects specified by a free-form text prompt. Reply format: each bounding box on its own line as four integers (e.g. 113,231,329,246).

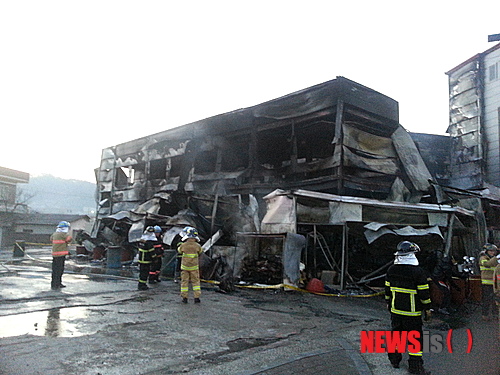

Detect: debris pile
240,255,283,285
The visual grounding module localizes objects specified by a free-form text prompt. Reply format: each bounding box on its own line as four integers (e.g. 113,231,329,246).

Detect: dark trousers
433,280,451,309
482,284,499,316
174,256,182,280
149,257,162,282
388,314,424,369
51,256,66,289
138,262,151,285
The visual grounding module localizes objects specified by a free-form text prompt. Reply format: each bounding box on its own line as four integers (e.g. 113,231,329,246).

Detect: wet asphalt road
0,247,499,375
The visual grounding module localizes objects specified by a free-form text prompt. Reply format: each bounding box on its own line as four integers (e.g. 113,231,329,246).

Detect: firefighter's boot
408,363,431,375
388,353,402,368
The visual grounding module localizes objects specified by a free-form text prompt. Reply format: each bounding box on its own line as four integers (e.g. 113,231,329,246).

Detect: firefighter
174,226,195,283
137,226,157,291
177,226,203,303
148,225,164,284
479,243,500,321
50,221,72,290
430,254,464,315
385,241,432,375
493,262,500,338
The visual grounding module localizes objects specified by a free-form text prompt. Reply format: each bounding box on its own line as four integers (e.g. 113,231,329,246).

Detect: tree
0,185,35,247
0,185,34,214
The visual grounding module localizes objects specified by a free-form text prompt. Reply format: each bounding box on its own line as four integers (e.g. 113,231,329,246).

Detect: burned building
446,42,500,189
446,42,500,243
95,77,437,215
92,77,482,288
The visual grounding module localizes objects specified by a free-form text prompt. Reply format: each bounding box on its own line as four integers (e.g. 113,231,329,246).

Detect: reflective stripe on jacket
480,255,499,285
51,232,71,257
138,241,156,264
178,239,203,271
153,241,164,256
385,264,431,317
494,264,500,301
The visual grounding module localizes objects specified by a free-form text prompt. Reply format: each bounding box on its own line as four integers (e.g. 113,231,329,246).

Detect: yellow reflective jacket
178,239,202,271
479,255,499,285
51,232,72,257
493,264,500,303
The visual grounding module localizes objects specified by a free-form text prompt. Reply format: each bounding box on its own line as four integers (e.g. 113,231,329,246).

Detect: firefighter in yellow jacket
50,221,72,290
178,226,203,303
385,241,432,375
479,243,500,320
493,262,500,338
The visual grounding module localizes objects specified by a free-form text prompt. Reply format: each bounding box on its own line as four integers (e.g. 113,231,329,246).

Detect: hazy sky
1,1,498,183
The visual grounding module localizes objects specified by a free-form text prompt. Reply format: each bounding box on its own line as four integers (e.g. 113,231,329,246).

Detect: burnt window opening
343,107,395,138
221,138,249,172
194,150,218,173
115,167,131,188
257,126,292,169
295,121,335,163
114,163,145,188
150,159,167,180
168,156,183,178
99,192,111,207
148,138,187,158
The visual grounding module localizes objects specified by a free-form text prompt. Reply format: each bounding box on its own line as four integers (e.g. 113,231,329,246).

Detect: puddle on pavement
0,307,94,338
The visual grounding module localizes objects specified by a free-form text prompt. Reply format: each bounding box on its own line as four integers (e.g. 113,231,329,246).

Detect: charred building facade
95,77,436,216
92,77,482,288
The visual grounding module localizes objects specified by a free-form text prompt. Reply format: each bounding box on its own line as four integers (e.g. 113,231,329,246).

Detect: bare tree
0,185,36,240
0,185,34,214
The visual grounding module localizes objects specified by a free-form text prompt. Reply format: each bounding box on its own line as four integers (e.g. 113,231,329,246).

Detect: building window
489,63,498,82
149,159,167,180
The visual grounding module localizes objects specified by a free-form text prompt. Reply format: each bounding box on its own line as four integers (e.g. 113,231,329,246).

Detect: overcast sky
1,1,498,183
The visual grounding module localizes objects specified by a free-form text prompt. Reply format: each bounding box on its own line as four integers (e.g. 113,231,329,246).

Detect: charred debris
86,76,489,292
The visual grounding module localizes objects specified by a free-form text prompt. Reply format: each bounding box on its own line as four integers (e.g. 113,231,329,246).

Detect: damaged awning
262,189,475,234
363,223,444,244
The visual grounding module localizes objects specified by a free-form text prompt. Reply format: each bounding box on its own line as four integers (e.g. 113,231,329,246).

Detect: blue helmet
57,221,70,228
153,225,162,233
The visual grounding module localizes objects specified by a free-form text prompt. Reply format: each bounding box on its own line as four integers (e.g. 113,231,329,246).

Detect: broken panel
447,57,484,190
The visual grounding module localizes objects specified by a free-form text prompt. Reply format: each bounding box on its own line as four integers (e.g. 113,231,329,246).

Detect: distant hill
23,175,96,215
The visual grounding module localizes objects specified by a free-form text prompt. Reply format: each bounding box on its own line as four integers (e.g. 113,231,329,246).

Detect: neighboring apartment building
0,166,29,248
446,42,500,189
